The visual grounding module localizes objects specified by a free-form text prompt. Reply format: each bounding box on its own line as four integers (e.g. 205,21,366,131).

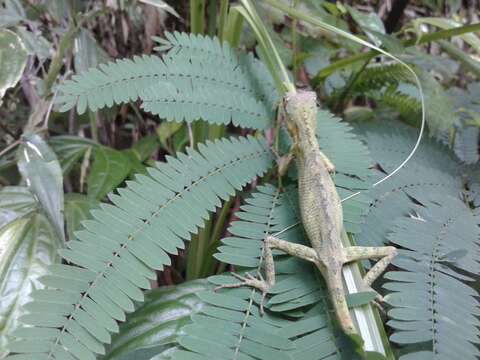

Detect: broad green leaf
128,135,160,162
157,121,183,148
0,29,27,100
87,147,132,200
347,5,385,47
18,134,65,242
64,193,98,241
74,28,110,74
0,186,36,227
104,280,209,360
49,135,99,175
122,136,160,175
16,26,52,59
0,187,62,358
0,0,25,28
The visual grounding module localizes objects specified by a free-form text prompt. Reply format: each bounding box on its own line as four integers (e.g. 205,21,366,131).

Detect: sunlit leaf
0,187,62,358
0,29,27,100
104,280,209,360
74,28,110,74
17,134,65,242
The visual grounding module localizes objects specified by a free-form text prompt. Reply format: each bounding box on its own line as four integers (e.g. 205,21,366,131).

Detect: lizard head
283,90,318,142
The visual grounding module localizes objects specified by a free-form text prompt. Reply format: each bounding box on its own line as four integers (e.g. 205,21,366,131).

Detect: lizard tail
326,270,357,336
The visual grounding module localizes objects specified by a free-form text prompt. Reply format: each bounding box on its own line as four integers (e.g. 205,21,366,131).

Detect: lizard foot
326,163,336,174
369,289,386,314
358,283,386,314
214,272,270,315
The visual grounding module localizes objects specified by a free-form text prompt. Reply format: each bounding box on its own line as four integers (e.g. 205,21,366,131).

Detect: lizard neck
295,125,320,161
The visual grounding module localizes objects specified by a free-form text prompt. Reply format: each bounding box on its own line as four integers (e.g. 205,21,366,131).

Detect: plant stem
207,0,217,36
88,111,99,142
333,58,371,112
190,0,206,34
218,0,229,42
223,6,244,47
44,24,78,94
291,0,299,82
202,198,234,276
0,139,20,158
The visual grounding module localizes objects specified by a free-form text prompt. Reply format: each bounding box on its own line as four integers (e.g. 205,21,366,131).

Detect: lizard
216,90,398,337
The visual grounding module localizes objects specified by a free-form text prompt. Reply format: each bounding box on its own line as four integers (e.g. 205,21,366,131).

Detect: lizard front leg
344,246,398,300
215,235,317,314
319,150,336,174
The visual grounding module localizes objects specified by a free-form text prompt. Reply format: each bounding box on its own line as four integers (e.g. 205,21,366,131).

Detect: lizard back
296,151,343,258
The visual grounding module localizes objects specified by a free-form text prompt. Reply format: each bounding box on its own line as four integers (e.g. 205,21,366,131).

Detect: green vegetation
1,1,479,359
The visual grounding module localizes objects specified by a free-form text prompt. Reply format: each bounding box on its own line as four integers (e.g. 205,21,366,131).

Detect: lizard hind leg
343,246,398,301
214,235,318,315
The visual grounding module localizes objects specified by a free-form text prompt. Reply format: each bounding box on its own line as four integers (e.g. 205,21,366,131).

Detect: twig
0,139,21,158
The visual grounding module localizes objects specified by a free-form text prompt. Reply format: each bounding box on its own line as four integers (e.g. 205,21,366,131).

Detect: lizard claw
214,272,270,315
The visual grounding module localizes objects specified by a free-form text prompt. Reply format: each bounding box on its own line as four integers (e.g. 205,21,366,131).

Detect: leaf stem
218,0,229,42
88,111,99,142
201,197,233,277
207,0,218,36
190,0,206,34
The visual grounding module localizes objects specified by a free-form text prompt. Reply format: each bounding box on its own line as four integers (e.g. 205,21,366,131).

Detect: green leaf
56,32,277,129
73,28,110,74
49,135,98,175
7,136,274,360
157,121,183,147
64,193,98,242
0,188,62,358
104,280,209,360
18,134,65,243
0,186,36,227
0,29,27,100
16,26,51,59
397,71,457,137
128,135,160,162
0,0,25,27
347,292,377,308
138,0,180,18
412,17,480,55
385,195,480,359
347,5,386,47
355,119,463,248
87,147,132,201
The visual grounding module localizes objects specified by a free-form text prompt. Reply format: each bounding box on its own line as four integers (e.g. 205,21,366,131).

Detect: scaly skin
285,90,356,333
216,90,397,338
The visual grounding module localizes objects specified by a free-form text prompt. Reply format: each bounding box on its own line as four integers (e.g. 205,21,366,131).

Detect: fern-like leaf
381,89,422,125
355,121,464,248
172,113,378,360
56,32,277,129
385,194,480,359
6,136,274,360
153,31,238,66
351,63,413,94
173,185,357,360
354,120,480,358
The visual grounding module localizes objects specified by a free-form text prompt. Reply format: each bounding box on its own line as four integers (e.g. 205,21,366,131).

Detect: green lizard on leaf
216,90,398,341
